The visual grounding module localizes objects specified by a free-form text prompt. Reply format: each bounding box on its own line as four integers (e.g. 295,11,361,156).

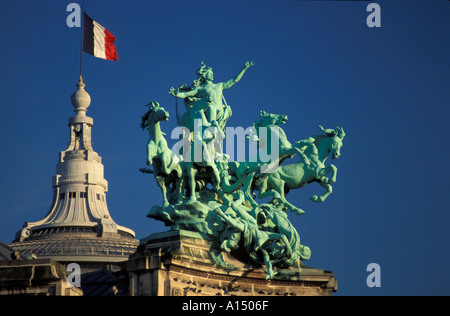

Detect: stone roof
9,230,138,264
0,242,14,261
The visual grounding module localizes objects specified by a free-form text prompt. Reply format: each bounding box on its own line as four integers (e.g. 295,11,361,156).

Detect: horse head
141,101,170,129
318,125,345,160
254,110,288,128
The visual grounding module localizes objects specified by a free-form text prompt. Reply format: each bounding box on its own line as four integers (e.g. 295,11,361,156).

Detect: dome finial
71,75,91,113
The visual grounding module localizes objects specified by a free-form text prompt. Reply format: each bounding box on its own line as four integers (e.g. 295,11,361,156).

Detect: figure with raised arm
170,61,254,131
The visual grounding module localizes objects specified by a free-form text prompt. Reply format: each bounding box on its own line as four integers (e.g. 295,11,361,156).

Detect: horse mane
311,133,331,147
311,126,343,145
253,119,264,128
141,102,161,130
140,110,151,130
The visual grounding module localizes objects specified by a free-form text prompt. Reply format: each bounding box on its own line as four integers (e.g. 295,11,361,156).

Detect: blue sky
0,0,448,295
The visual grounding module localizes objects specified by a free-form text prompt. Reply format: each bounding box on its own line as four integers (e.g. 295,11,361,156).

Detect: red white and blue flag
82,12,118,61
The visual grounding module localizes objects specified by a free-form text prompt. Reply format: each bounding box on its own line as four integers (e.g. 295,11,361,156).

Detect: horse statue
140,61,349,280
222,111,315,207
140,102,183,207
253,110,310,166
254,126,345,215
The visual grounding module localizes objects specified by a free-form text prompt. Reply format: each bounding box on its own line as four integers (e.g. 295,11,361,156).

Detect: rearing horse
222,110,314,207
141,102,183,207
255,126,345,215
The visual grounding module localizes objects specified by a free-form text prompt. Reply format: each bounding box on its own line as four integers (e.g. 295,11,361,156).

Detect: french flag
83,12,118,61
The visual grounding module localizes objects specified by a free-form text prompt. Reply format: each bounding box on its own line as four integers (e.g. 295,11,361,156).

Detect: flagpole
79,0,85,78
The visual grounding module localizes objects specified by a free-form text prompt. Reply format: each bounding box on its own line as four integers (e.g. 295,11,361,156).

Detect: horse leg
278,185,305,215
186,166,197,203
155,175,169,208
172,165,184,204
173,174,184,204
160,150,172,175
210,163,232,206
243,173,258,207
179,175,187,202
310,180,333,203
258,177,304,215
257,177,281,200
319,164,337,185
329,164,337,183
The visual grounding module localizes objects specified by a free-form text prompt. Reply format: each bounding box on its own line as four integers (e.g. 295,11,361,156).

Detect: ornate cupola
10,77,138,271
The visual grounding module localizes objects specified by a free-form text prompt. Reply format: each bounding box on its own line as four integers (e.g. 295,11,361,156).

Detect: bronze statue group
141,62,345,279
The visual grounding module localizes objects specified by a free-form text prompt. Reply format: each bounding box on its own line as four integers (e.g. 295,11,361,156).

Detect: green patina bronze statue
140,61,345,279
